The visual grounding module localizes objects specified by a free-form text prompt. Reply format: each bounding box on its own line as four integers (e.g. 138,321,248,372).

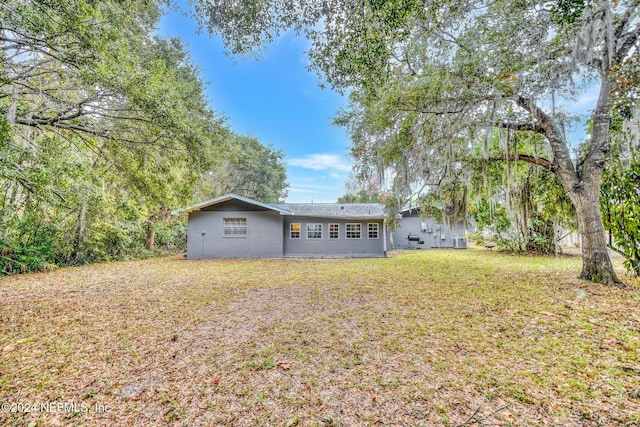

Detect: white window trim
368,223,379,239
223,217,247,238
346,223,362,239
307,223,323,239
329,223,340,240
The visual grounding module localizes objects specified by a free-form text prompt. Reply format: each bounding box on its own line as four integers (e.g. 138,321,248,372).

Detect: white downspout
383,219,387,256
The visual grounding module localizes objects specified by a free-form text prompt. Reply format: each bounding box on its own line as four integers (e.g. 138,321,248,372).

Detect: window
329,223,339,239
290,223,301,239
346,223,361,239
224,218,246,236
368,223,379,239
307,223,322,239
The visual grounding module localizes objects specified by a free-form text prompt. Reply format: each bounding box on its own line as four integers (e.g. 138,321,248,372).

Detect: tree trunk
557,173,625,286
572,193,623,286
516,79,625,287
145,219,155,251
73,202,87,263
566,80,624,287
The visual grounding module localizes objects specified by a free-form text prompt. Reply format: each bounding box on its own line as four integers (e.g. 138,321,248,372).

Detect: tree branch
512,94,578,187
616,21,640,64
477,121,546,133
10,164,67,203
614,0,640,40
486,154,555,172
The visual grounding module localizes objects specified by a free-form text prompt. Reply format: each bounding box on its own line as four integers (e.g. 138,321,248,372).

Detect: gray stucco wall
390,214,464,249
283,217,385,257
187,210,284,259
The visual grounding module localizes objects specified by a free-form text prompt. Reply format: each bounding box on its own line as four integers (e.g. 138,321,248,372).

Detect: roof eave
284,214,385,220
179,194,292,215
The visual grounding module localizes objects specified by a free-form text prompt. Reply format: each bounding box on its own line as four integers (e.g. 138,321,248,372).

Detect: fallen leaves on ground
0,249,639,426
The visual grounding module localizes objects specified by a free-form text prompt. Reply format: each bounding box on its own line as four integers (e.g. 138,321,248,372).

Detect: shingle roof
176,194,387,219
273,203,386,219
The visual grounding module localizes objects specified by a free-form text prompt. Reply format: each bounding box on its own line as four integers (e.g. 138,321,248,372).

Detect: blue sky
158,4,600,204
158,6,352,203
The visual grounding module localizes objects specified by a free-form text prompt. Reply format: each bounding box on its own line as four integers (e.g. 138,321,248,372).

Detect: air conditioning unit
453,237,467,249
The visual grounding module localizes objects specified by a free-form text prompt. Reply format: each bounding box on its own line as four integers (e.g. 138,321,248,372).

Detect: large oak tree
196,0,640,286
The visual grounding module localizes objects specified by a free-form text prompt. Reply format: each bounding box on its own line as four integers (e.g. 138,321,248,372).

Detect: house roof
273,203,386,219
178,194,387,219
180,194,292,214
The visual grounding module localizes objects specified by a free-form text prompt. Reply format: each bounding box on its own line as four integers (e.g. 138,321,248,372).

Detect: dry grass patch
0,250,639,426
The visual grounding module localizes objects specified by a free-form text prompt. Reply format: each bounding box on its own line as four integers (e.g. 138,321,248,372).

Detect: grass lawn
0,249,639,426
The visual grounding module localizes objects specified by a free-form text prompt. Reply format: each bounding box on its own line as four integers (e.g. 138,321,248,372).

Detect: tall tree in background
196,0,639,286
337,191,382,204
1,0,218,270
335,176,385,203
201,134,288,203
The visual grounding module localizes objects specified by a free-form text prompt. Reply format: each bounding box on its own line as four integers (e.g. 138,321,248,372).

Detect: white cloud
547,83,599,115
288,153,352,173
290,182,343,191
569,89,599,113
289,187,316,194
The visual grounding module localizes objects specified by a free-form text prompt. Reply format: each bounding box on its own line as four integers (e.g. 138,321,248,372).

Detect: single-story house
184,194,388,259
182,194,465,259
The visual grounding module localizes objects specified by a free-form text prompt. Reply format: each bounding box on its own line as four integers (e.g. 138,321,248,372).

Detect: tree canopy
2,0,225,204
1,0,288,272
200,134,289,203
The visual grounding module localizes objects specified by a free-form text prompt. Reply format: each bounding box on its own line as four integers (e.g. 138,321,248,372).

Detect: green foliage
0,131,192,272
492,217,556,255
611,55,640,123
154,221,188,252
549,0,596,26
468,132,574,255
200,134,288,203
0,1,287,274
601,148,640,276
0,211,59,274
471,197,557,255
472,199,510,235
85,221,140,262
